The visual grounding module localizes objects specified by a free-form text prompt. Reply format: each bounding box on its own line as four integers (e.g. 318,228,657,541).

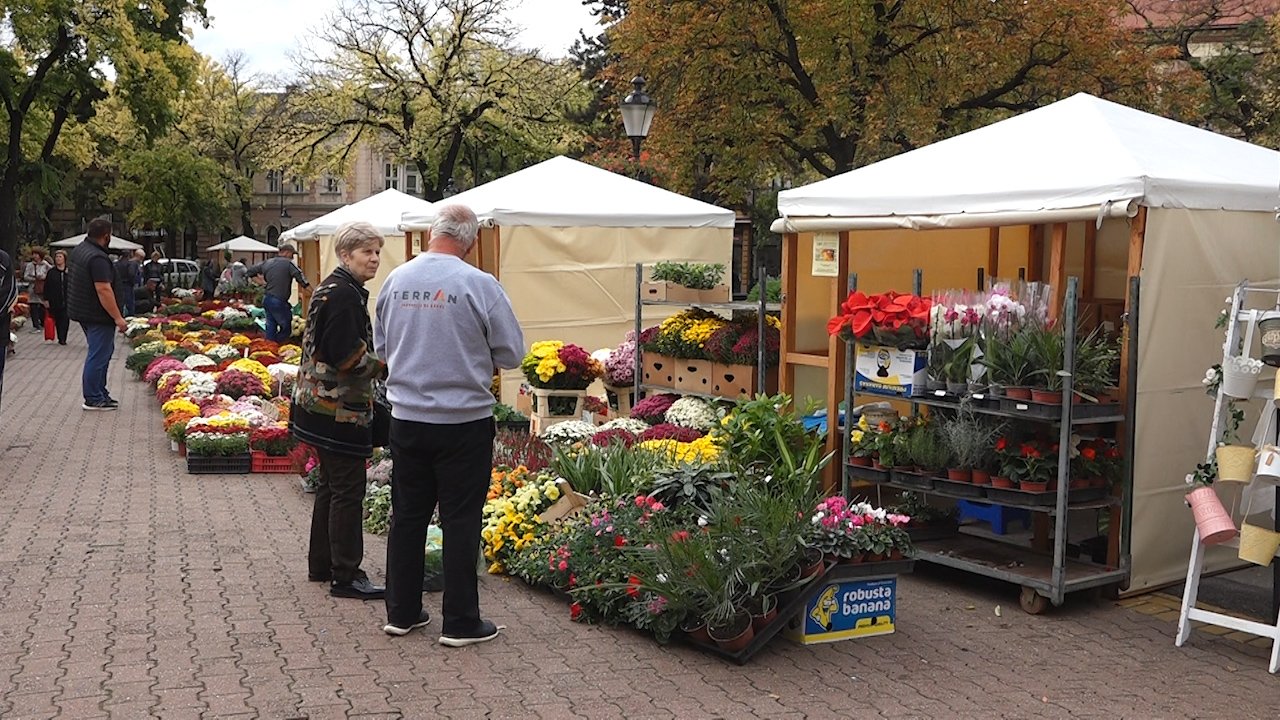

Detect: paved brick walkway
0,334,1275,719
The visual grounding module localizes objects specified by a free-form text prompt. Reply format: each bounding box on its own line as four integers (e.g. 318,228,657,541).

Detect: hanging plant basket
1258,315,1280,366
1221,356,1263,399
1238,522,1280,566
1185,486,1238,545
1215,445,1255,483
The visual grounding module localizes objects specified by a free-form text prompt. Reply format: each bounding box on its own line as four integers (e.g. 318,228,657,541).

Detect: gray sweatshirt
374,253,524,424
247,256,308,300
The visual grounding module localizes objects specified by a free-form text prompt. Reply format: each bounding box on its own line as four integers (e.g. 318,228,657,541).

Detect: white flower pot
1221,362,1261,399
1256,445,1280,481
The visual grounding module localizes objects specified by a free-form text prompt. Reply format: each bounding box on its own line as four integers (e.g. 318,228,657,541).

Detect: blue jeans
263,294,292,343
80,322,116,403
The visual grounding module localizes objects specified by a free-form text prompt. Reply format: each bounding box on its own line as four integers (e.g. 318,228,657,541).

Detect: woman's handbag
372,381,391,448
42,312,54,341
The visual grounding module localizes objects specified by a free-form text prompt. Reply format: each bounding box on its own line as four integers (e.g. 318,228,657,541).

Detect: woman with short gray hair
291,220,388,600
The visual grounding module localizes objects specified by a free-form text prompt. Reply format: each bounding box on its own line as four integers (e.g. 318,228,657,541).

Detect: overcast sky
189,0,600,77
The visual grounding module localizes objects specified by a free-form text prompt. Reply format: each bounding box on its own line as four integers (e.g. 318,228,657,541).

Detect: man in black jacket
68,220,127,410
0,246,18,409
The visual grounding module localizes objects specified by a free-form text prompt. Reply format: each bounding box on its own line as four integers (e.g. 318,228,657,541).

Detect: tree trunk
239,196,254,238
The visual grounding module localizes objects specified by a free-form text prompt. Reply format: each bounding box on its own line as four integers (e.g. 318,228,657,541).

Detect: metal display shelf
914,535,1127,613
841,275,1137,613
909,394,1125,425
847,464,1117,513
641,299,782,313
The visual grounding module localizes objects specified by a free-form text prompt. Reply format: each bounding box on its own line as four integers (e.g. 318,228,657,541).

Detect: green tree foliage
108,143,231,243
0,0,207,256
172,53,284,237
606,0,1199,203
1128,0,1280,147
281,0,590,200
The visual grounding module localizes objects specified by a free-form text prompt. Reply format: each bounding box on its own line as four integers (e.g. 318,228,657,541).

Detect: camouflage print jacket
289,267,386,458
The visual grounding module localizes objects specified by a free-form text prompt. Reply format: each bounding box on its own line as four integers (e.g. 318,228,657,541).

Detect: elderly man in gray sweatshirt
374,204,524,644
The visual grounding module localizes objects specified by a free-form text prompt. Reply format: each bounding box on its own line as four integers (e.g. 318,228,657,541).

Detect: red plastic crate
251,451,295,474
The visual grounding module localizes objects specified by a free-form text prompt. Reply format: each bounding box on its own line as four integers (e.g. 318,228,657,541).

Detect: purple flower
630,393,679,424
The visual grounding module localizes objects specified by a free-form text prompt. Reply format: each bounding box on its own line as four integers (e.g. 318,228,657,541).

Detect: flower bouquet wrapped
828,290,931,350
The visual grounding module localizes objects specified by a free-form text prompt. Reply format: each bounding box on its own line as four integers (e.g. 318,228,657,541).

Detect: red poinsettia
828,290,931,348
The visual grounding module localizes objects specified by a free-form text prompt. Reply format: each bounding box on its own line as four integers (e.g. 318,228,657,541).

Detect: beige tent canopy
51,233,143,252
400,155,736,404
773,93,1280,595
279,188,436,309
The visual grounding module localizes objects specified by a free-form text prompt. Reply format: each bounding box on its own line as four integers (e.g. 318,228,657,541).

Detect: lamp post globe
619,75,657,164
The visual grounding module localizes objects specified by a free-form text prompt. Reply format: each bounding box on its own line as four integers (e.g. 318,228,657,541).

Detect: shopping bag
42,311,54,341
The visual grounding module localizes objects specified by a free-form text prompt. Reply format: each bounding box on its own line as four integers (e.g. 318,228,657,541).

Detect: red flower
613,535,626,547
670,530,690,543
1104,447,1121,460
1081,447,1097,461
568,574,577,588
625,575,642,598
569,602,583,621
995,437,1008,452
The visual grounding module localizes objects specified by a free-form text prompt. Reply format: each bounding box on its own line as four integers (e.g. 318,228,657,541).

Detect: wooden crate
711,363,779,398
674,358,715,394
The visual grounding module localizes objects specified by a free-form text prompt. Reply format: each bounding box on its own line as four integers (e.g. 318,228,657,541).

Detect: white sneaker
383,610,430,636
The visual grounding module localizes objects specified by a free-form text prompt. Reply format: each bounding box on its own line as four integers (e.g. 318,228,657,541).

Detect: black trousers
385,417,493,633
48,306,69,343
29,302,45,329
308,449,369,583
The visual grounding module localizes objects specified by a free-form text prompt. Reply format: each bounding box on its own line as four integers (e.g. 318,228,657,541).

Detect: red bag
43,311,54,341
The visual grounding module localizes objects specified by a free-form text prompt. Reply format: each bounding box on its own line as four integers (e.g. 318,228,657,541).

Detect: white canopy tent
773,93,1280,594
400,155,736,404
51,233,143,252
279,188,436,308
206,236,279,254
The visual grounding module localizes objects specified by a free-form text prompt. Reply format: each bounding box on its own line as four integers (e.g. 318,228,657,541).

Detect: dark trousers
48,306,69,343
308,449,369,583
29,302,45,329
385,417,493,632
0,310,8,409
79,322,116,403
263,294,292,342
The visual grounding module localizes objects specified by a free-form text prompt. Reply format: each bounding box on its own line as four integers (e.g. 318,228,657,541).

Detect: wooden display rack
529,388,587,435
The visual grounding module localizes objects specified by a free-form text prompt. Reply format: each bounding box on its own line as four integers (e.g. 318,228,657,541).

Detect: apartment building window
291,177,306,194
266,169,281,194
405,168,419,196
323,175,341,194
383,162,399,191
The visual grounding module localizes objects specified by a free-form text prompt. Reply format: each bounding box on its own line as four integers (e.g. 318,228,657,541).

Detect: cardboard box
641,281,730,305
711,362,778,398
538,480,590,523
787,577,897,645
674,358,715,393
853,344,926,398
642,353,676,387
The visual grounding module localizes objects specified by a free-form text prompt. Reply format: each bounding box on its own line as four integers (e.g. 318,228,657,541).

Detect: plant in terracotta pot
1024,324,1066,404
1072,327,1119,402
938,410,1002,482
1007,439,1056,492
980,326,1037,399
848,419,879,467
941,336,976,395
904,422,951,476
809,496,866,563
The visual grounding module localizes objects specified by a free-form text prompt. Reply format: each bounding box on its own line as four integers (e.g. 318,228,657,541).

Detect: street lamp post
619,75,657,169
278,170,290,242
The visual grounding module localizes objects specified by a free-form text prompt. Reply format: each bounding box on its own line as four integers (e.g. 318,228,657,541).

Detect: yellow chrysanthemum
229,335,251,348
161,398,200,417
228,358,272,387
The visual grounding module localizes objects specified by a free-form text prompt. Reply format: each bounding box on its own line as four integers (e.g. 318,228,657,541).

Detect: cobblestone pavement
0,334,1275,719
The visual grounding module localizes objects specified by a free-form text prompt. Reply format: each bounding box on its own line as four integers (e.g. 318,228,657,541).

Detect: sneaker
82,399,118,411
383,609,431,637
439,619,500,647
104,398,120,408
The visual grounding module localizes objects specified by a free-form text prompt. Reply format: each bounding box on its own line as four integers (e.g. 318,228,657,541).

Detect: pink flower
558,560,568,572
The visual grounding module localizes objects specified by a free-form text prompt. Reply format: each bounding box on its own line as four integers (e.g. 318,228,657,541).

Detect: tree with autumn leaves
594,0,1211,203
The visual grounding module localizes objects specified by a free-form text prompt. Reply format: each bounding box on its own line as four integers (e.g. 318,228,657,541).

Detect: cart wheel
1019,586,1049,615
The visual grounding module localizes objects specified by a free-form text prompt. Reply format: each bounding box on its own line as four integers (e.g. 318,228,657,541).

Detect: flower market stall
399,156,735,406
279,188,436,313
770,92,1280,597
124,295,304,475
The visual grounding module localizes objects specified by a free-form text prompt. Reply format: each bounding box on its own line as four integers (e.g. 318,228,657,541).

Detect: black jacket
289,267,386,457
44,267,69,311
68,240,113,325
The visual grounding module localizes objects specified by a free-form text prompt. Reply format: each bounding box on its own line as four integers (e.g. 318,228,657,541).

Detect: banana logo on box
810,585,838,630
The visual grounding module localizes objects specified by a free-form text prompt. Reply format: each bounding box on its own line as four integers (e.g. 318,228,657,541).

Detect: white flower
763,474,773,484
664,397,717,431
697,516,708,527
600,417,650,434
539,420,597,444
656,573,668,583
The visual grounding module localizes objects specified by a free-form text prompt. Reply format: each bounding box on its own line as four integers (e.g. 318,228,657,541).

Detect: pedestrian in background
199,254,220,300
248,243,310,342
45,250,70,345
0,246,18,409
375,204,524,643
290,222,387,601
143,250,165,307
114,249,140,318
68,219,127,410
22,249,51,333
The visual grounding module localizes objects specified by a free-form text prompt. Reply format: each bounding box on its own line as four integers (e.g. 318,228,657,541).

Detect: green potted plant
494,402,530,433
938,410,1002,482
981,326,1037,400
1025,324,1067,404
645,261,729,303
941,337,975,395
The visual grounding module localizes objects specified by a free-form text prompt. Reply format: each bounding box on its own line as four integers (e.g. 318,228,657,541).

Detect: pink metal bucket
1186,486,1238,545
